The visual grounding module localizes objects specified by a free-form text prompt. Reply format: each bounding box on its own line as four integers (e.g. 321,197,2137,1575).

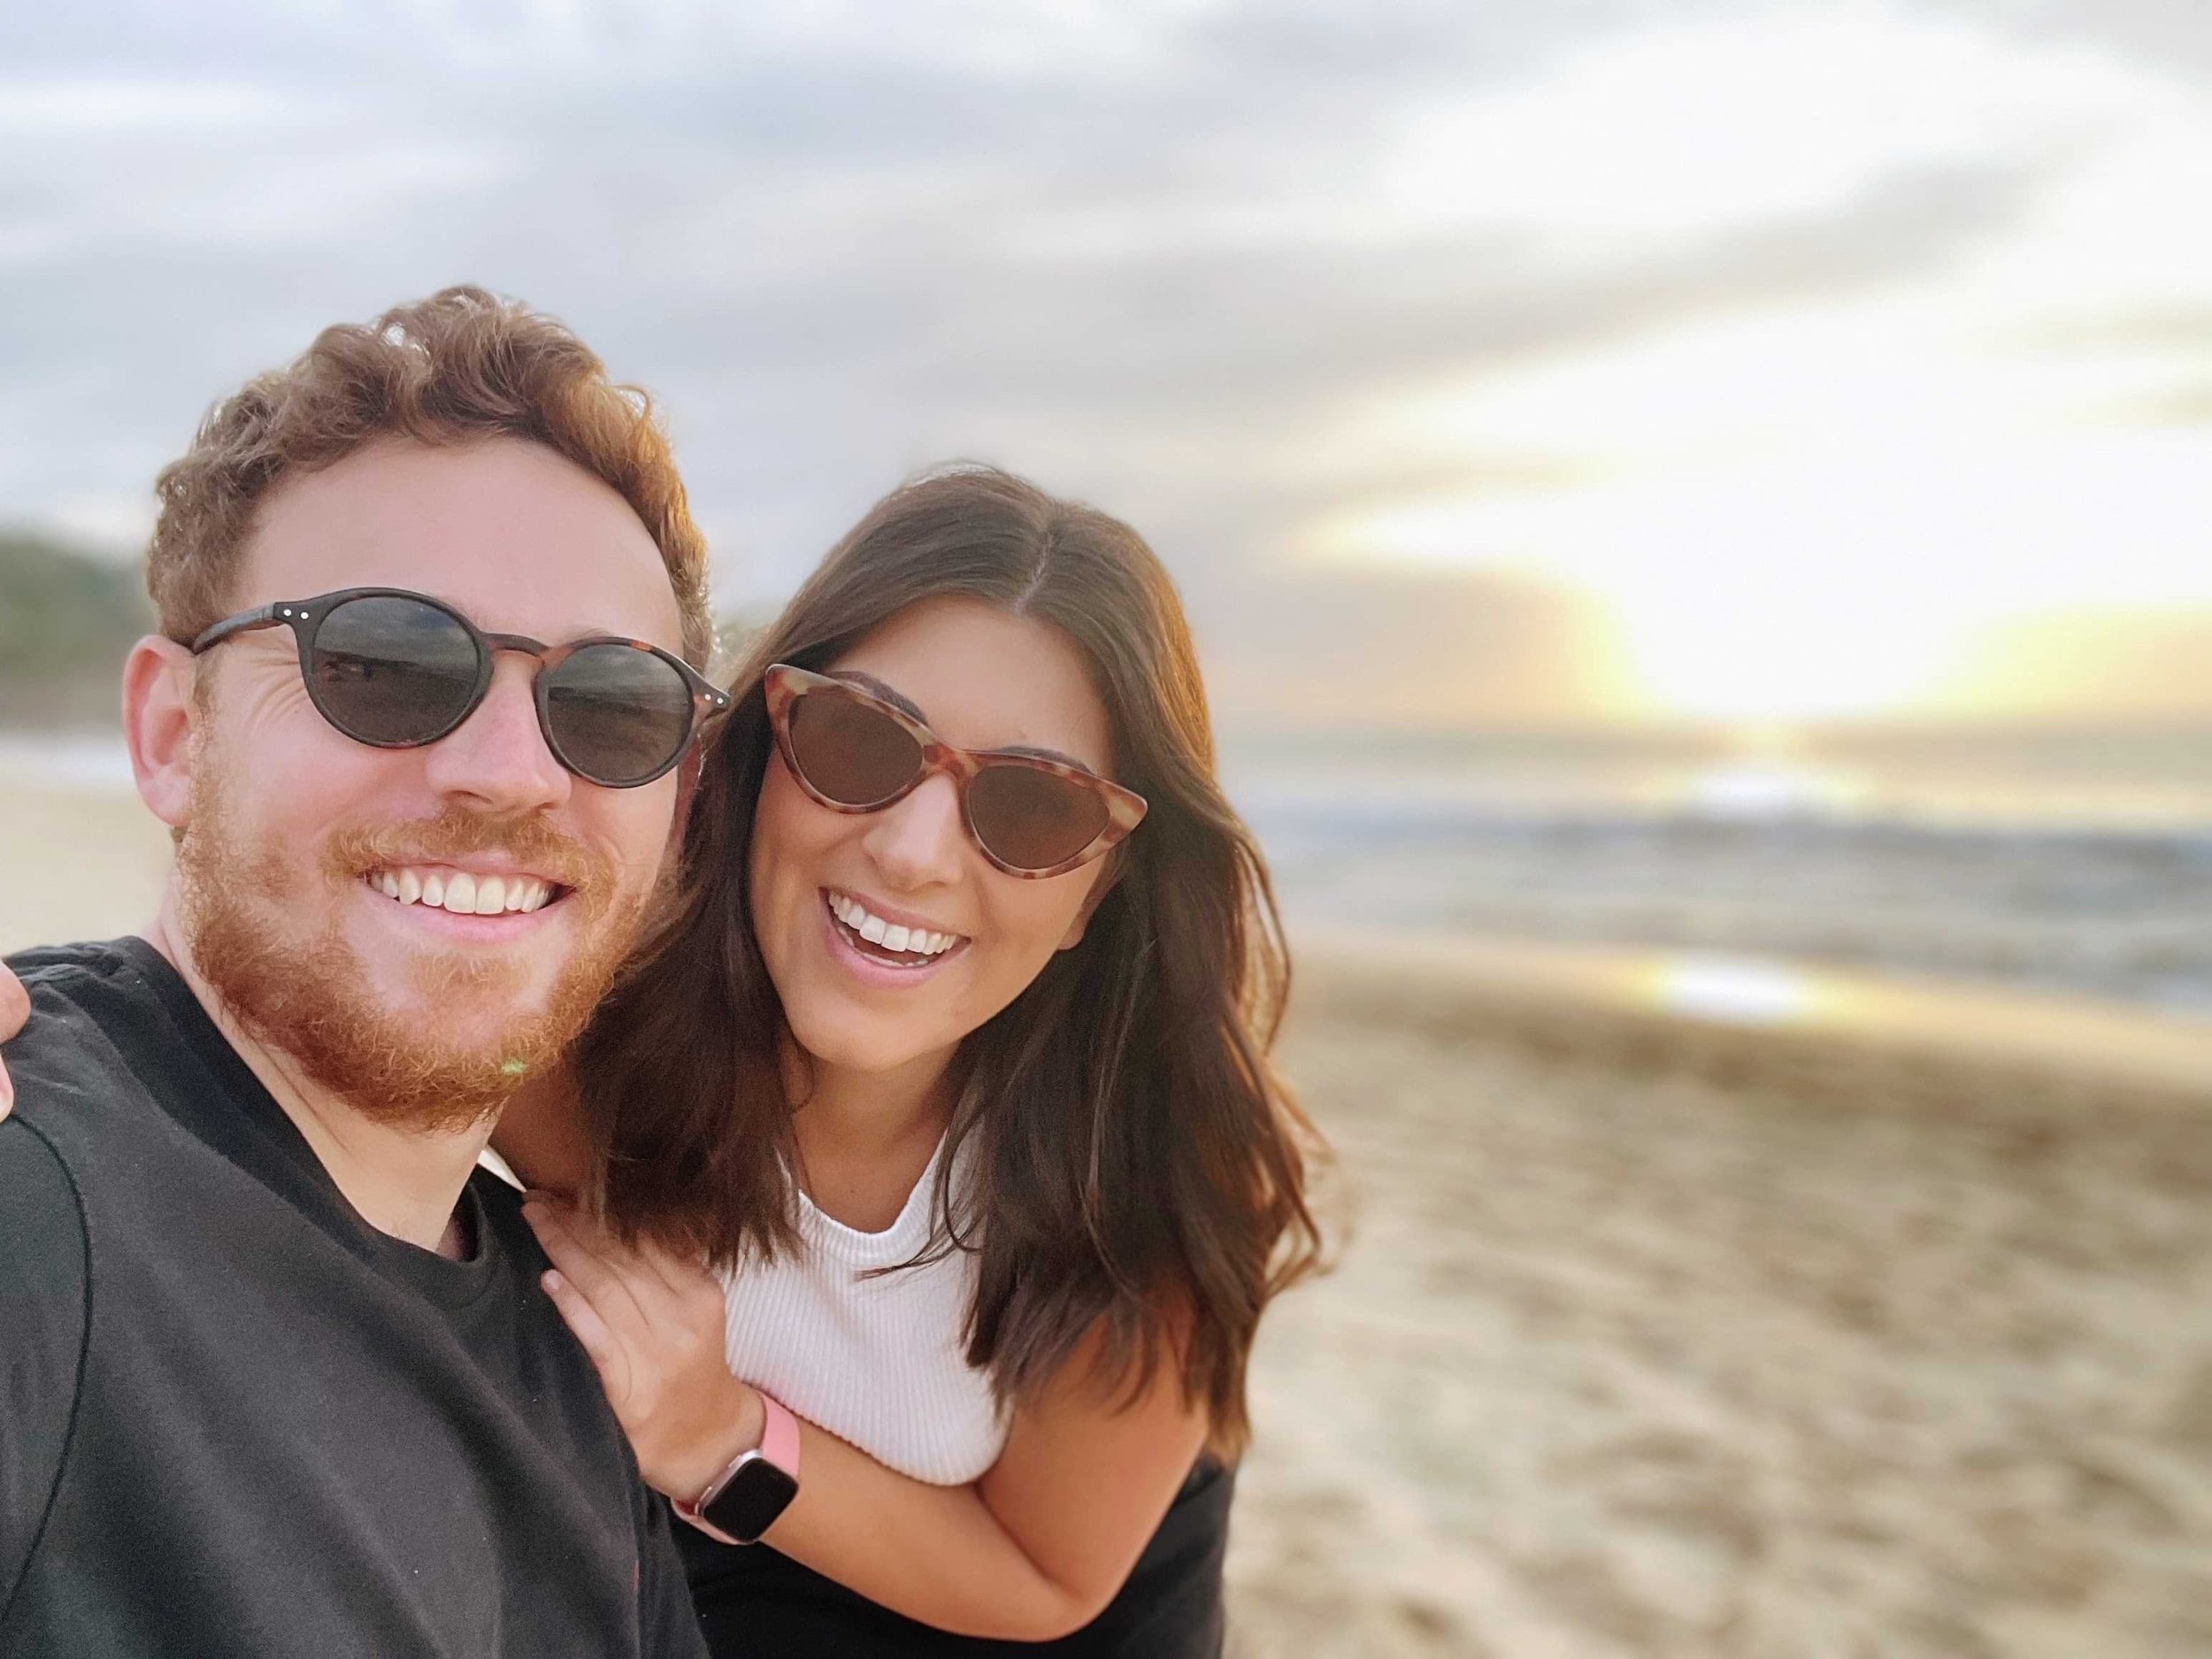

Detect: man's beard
175,769,658,1133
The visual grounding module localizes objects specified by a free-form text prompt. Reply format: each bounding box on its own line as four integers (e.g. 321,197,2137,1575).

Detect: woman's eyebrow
995,742,1094,774
828,670,1098,773
828,670,927,723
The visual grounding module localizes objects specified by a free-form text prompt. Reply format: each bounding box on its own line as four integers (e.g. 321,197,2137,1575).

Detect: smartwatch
676,1392,802,1547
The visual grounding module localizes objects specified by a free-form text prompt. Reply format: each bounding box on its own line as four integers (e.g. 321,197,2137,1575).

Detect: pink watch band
675,1392,802,1546
756,1392,802,1481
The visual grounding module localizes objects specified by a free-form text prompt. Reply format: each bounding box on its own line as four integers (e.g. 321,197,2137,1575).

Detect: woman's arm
525,1196,1210,1642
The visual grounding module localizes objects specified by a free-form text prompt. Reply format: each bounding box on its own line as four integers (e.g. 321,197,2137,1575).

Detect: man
0,288,718,1656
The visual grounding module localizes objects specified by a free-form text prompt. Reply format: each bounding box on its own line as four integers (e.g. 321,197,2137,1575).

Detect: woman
509,465,1326,1653
0,465,1326,1653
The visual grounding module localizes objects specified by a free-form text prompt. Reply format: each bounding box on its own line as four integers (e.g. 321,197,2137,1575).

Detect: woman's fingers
0,959,27,1118
524,1199,660,1338
633,1233,719,1307
541,1270,634,1411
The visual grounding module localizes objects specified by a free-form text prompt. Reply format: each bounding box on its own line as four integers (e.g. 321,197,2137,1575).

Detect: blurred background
4,4,2212,1654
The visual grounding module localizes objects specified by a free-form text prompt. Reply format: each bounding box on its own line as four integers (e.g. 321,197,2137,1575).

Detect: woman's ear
123,636,200,831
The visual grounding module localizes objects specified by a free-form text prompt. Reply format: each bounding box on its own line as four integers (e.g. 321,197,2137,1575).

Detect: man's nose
419,654,572,813
861,771,966,889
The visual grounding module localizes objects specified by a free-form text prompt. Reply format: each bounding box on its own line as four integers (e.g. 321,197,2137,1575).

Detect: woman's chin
785,1010,951,1083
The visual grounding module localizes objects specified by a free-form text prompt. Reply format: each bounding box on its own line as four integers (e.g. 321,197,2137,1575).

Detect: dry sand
1227,953,2212,1658
10,787,2212,1656
0,786,171,953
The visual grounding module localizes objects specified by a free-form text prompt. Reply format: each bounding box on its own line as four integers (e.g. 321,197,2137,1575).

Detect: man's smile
364,864,566,916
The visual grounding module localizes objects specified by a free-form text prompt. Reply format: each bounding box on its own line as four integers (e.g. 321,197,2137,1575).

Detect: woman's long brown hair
573,465,1327,1450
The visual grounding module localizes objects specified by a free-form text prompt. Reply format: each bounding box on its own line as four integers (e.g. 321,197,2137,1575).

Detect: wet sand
9,787,2212,1655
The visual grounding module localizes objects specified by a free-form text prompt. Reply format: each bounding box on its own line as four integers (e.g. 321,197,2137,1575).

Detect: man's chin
186,894,610,1133
174,781,647,1132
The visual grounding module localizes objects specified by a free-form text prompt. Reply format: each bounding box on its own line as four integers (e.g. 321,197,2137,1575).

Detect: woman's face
749,595,1119,1087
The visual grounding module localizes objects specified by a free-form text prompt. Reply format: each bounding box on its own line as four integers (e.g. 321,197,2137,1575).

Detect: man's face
167,437,687,1127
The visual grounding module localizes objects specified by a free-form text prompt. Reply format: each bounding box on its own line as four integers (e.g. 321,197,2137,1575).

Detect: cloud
1,0,2207,725
1189,565,1639,729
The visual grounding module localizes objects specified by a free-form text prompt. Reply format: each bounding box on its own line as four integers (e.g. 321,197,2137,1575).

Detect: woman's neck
785,1042,958,1232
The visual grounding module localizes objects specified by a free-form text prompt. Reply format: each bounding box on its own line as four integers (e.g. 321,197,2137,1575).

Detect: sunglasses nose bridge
478,630,556,667
419,652,573,810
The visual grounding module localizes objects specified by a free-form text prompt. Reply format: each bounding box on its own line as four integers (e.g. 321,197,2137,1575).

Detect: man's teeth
369,868,555,915
828,891,962,956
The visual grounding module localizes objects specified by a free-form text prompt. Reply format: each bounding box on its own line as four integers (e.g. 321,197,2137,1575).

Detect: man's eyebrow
827,671,1098,774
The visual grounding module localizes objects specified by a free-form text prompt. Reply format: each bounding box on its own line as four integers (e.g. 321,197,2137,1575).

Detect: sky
4,0,2210,730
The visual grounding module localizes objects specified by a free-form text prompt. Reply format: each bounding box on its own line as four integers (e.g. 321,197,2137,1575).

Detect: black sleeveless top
679,1456,1233,1656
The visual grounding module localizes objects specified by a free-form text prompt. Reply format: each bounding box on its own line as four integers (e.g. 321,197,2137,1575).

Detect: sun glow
1296,4,2212,726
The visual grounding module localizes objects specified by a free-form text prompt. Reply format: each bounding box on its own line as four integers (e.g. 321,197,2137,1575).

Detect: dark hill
0,534,150,726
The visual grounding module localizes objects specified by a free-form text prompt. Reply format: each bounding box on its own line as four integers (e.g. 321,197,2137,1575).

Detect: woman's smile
818,887,972,982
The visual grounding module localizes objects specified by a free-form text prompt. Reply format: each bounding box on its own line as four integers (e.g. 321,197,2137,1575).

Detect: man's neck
142,908,490,1259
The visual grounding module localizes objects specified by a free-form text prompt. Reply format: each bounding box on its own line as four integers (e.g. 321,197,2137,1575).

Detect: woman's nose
860,771,967,888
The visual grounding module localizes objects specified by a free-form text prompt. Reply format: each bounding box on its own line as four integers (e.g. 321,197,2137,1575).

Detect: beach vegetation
0,531,151,726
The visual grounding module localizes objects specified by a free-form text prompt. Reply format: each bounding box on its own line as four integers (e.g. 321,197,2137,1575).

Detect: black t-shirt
0,938,706,1659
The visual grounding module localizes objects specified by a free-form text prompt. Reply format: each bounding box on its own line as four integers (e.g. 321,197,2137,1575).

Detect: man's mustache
321,806,611,898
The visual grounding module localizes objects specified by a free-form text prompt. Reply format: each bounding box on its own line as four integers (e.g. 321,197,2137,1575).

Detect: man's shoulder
2,939,158,1097
6,936,147,987
1,940,192,1193
5,938,161,1039
0,1114,92,1617
0,1113,91,1340
0,1112,90,1256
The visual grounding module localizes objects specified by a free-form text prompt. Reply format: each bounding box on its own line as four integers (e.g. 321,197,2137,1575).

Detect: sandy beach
8,784,2212,1656
1226,953,2212,1658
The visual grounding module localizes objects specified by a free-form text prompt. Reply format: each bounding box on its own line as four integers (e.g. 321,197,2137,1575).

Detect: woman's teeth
827,891,963,957
366,867,556,916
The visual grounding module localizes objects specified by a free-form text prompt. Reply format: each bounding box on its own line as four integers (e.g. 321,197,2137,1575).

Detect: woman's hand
522,1195,766,1502
0,959,27,1117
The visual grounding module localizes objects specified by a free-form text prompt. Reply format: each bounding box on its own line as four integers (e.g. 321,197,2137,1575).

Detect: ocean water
11,726,2210,1015
1221,726,2212,1016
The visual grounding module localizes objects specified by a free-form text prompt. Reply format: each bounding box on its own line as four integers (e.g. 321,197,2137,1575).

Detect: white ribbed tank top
718,1136,1009,1486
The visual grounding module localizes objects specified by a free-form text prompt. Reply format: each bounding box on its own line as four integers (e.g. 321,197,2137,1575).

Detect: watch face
700,1452,800,1546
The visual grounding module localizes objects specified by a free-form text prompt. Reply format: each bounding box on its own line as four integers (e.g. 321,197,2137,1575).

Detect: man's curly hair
147,285,713,667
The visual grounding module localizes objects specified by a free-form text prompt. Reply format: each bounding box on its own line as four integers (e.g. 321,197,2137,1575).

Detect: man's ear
124,636,201,830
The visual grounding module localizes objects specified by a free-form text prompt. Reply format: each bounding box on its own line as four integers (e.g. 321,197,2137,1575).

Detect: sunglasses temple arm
188,604,284,656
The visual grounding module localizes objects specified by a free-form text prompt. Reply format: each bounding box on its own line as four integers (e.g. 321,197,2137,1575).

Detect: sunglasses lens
967,763,1110,872
543,644,698,786
309,595,481,745
787,691,923,806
